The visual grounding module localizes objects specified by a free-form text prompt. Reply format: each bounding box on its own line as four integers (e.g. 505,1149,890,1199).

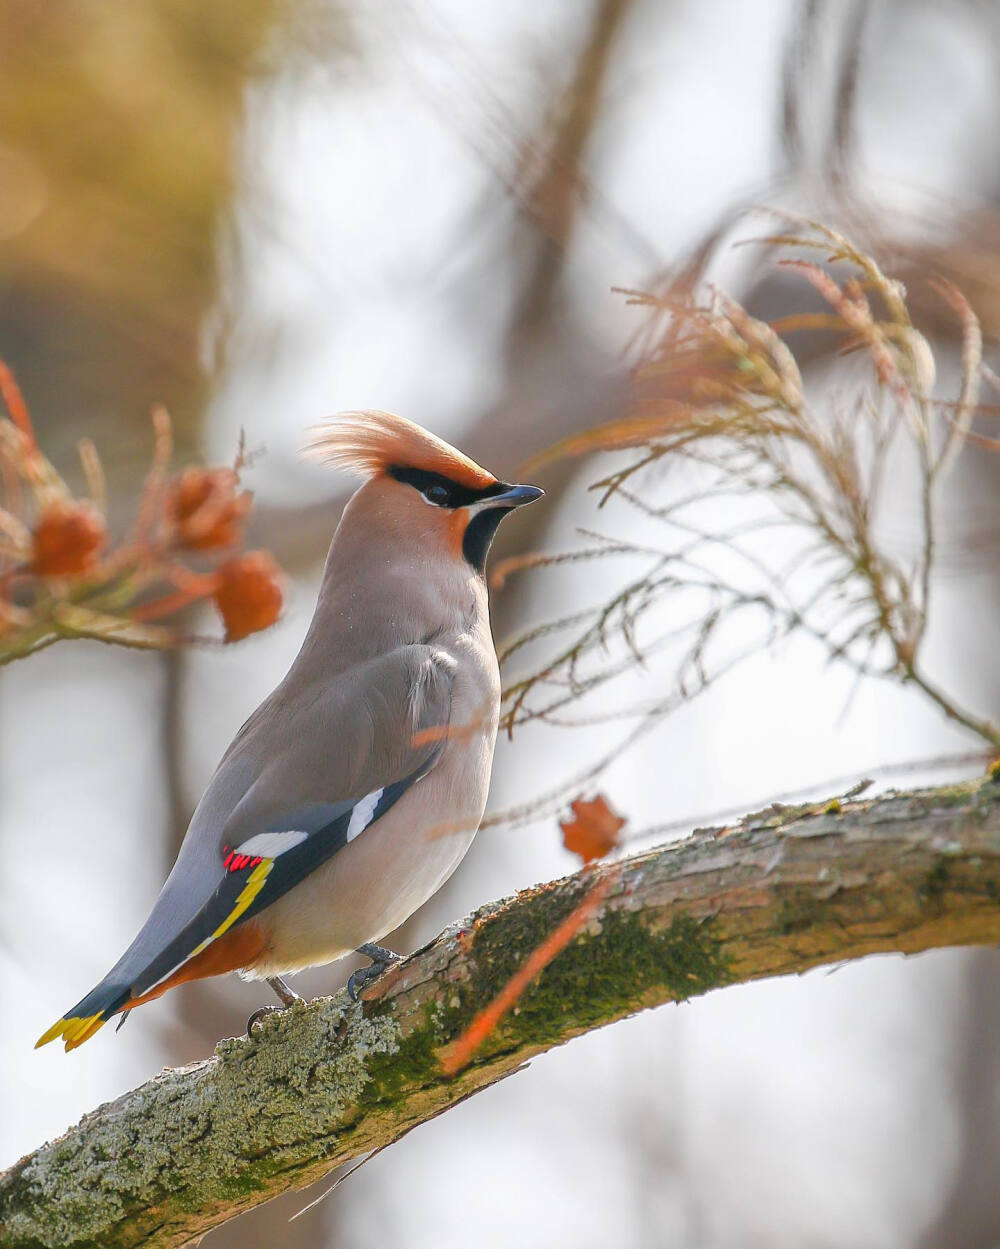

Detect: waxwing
38,411,542,1050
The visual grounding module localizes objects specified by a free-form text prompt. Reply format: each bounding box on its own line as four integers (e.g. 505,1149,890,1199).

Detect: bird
37,411,543,1051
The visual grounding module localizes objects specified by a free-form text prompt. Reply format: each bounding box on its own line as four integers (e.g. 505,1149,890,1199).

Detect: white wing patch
347,788,385,842
235,830,309,858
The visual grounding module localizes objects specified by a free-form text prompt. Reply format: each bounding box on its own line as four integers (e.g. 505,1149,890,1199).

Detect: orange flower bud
32,499,106,576
166,467,251,551
213,550,283,642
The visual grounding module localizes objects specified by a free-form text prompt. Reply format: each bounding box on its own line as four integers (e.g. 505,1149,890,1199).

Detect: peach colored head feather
304,410,496,490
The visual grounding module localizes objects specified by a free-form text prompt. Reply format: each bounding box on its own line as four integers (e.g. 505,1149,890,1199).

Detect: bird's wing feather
134,643,456,991
38,645,455,1042
132,753,442,999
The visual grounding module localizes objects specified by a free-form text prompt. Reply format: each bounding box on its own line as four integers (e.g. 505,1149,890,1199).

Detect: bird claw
246,1005,278,1037
346,965,378,1001
348,943,403,1002
247,975,307,1036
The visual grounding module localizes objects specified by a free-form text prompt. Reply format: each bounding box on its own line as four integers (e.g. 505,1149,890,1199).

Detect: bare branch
501,220,1000,762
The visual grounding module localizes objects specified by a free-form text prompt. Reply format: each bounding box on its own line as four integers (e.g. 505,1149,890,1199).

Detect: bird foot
246,1005,279,1036
247,975,306,1036
348,943,403,1002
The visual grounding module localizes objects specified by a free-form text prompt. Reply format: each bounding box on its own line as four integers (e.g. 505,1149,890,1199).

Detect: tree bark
4,775,1000,1249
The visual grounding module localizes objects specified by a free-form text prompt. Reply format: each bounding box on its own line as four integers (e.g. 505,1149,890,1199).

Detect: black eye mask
388,465,507,509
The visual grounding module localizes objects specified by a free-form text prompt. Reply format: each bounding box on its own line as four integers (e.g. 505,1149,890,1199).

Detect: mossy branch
5,775,1000,1248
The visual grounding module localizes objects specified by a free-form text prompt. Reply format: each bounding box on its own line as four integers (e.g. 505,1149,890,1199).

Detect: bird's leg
246,975,305,1036
357,941,401,965
267,974,305,1007
347,942,403,1002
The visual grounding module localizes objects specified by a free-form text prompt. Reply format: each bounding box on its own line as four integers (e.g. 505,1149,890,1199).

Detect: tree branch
5,775,1000,1248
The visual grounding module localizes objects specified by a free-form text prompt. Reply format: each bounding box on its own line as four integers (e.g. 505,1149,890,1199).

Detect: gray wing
94,644,456,1002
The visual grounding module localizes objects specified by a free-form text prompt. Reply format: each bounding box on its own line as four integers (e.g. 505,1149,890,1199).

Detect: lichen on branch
4,773,1000,1249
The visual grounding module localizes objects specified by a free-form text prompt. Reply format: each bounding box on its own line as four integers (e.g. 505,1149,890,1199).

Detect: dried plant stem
904,665,1000,749
500,218,1000,781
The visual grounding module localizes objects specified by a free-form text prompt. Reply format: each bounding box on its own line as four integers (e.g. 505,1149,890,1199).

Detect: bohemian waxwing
38,411,542,1051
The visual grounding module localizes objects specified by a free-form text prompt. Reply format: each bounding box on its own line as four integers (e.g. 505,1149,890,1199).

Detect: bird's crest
304,411,495,489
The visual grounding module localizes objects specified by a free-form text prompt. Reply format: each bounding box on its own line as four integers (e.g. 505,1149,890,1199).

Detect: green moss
463,903,733,1053
201,1169,269,1203
469,883,588,990
909,779,987,813
350,897,735,1098
361,1014,444,1105
918,859,950,913
776,889,826,935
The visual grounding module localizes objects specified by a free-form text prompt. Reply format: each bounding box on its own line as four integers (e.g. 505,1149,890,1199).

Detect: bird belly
245,738,492,977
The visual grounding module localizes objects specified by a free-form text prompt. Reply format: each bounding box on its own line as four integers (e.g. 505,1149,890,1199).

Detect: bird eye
424,484,451,507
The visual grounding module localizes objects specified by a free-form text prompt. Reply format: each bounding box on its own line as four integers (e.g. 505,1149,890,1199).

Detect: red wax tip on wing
223,851,266,873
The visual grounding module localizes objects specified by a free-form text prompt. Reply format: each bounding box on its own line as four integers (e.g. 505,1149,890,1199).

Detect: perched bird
37,412,542,1051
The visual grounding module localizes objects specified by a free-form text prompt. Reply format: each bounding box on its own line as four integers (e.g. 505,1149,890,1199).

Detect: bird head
304,411,543,572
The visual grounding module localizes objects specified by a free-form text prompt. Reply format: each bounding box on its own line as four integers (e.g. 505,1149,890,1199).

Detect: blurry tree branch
507,0,633,336
5,774,1000,1247
246,0,638,577
0,0,352,473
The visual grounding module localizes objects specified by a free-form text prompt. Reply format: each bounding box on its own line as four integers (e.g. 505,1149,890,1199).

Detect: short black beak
487,483,545,508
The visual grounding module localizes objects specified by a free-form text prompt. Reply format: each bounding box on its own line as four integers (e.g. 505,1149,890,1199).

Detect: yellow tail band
35,1012,107,1052
36,858,274,1054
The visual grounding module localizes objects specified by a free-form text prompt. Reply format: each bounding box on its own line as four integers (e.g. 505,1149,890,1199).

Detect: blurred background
4,2,1000,1245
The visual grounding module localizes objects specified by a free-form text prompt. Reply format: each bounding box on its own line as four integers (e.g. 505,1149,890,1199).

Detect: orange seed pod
213,550,283,642
32,500,106,577
166,467,251,551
